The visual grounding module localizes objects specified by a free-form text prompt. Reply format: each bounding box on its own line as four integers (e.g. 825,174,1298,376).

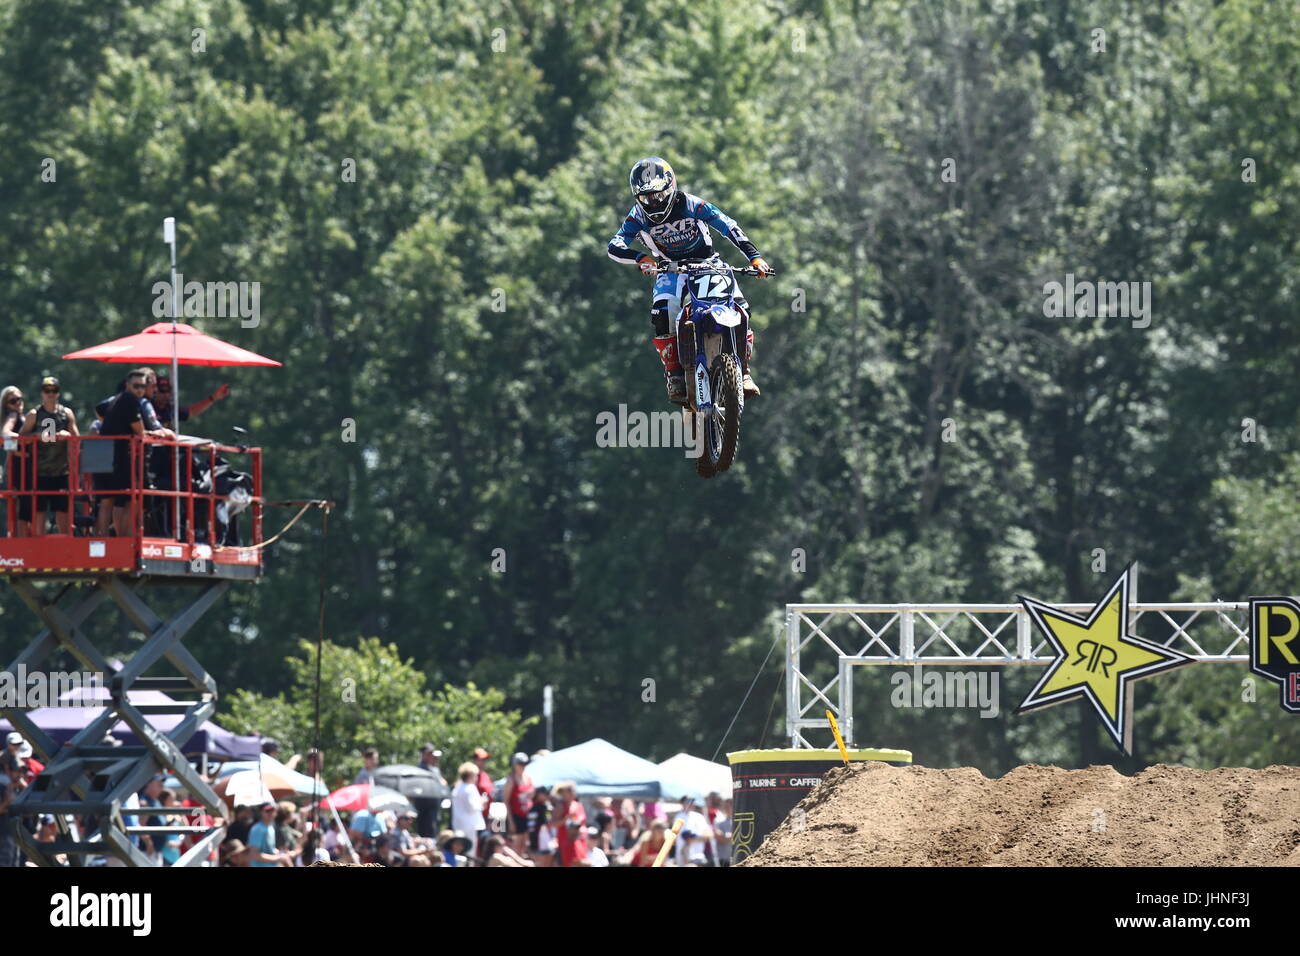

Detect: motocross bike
657,257,774,478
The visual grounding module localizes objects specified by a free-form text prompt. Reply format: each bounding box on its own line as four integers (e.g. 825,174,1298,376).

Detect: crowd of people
1,369,229,536
0,734,736,867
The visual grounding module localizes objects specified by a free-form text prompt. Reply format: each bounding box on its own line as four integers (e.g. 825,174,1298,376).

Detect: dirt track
742,762,1300,866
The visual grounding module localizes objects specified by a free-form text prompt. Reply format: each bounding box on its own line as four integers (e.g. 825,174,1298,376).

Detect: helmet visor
636,187,674,214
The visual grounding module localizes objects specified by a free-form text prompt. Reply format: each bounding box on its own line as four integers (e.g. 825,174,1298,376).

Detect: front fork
679,320,745,416
676,303,748,416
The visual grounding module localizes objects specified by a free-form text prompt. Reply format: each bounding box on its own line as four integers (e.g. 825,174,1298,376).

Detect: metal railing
785,600,1252,748
1,433,262,551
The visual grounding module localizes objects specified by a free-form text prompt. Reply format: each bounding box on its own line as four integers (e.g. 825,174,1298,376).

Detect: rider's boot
653,335,688,406
743,327,761,397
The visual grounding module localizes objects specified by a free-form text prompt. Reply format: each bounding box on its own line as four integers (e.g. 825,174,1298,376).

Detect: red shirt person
502,753,535,851
561,820,590,867
473,748,494,820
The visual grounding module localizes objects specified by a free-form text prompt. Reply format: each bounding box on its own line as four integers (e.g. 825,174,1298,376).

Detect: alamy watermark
151,274,261,328
1043,273,1151,328
890,665,1000,718
0,666,104,708
595,404,702,458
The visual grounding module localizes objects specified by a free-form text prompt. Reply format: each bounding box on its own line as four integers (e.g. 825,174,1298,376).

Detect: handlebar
653,259,776,277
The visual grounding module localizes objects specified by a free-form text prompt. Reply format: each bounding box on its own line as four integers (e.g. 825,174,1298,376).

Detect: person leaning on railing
94,371,156,537
0,386,27,537
18,376,79,536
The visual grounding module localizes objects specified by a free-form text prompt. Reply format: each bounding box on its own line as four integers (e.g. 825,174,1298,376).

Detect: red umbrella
321,783,412,813
322,783,371,812
63,321,280,542
62,322,281,367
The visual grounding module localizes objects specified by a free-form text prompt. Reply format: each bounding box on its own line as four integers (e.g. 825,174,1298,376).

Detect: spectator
177,789,213,860
12,739,41,781
353,748,379,785
292,747,321,777
615,798,641,850
552,781,587,866
138,369,186,535
586,825,610,867
437,829,472,867
92,378,124,427
472,747,494,819
388,811,437,866
451,762,485,855
705,790,722,822
1,386,28,536
248,801,292,867
219,839,250,867
502,752,534,854
296,828,330,866
561,818,590,867
322,816,344,860
591,810,615,856
413,745,444,837
32,814,67,866
261,738,281,759
18,376,79,535
417,744,445,784
480,834,535,867
620,820,670,867
714,797,734,866
131,774,165,864
552,782,572,862
157,788,183,865
673,797,713,867
348,804,383,849
526,786,554,867
105,787,139,868
0,751,27,867
95,371,154,535
274,801,302,861
152,377,229,426
225,804,255,846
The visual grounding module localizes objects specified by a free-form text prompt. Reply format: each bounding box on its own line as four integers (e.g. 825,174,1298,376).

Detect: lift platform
1,433,266,865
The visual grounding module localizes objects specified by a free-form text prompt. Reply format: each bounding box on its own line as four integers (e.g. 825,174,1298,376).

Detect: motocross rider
607,157,772,405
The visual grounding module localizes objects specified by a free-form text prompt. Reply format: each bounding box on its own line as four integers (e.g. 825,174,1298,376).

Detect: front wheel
690,410,716,479
703,352,742,474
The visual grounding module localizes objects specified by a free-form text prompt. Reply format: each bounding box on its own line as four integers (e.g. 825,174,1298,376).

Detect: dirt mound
742,762,1300,866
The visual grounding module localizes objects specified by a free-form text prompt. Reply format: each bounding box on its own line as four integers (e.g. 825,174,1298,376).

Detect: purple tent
0,686,261,760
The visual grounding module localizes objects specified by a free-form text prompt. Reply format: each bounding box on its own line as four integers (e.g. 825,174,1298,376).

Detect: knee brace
651,306,671,338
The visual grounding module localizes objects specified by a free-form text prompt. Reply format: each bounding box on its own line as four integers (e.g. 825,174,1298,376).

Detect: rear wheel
705,352,742,474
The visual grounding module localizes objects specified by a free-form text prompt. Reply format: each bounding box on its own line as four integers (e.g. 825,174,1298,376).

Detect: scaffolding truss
785,599,1251,749
2,575,232,865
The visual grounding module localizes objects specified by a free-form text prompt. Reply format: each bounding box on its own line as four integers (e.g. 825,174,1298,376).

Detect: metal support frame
786,599,1252,749
2,574,231,865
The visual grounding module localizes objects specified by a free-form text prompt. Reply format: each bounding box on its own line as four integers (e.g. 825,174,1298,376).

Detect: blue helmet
629,157,677,224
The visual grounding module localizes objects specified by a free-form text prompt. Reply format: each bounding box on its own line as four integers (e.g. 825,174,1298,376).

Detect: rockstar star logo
1014,567,1193,754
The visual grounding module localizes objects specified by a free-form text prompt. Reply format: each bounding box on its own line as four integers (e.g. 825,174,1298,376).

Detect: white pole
543,684,553,751
163,218,181,540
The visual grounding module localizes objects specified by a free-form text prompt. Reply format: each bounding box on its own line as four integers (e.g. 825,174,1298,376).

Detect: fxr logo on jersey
647,218,704,250
1249,597,1300,713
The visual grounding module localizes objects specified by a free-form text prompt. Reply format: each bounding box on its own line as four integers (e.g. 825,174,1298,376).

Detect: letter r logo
1250,597,1300,713
1256,602,1300,666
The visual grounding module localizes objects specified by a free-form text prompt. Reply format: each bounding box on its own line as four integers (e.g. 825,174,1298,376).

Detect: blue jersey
608,193,760,265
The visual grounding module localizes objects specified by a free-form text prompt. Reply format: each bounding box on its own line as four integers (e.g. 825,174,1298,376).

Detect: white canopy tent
656,752,733,801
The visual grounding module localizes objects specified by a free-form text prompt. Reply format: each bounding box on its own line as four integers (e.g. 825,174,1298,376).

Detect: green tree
221,637,535,783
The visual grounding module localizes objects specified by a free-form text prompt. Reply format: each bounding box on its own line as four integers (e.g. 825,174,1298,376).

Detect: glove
637,254,658,276
750,256,772,278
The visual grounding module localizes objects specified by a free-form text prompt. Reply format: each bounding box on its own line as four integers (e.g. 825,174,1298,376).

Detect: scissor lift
1,433,264,865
